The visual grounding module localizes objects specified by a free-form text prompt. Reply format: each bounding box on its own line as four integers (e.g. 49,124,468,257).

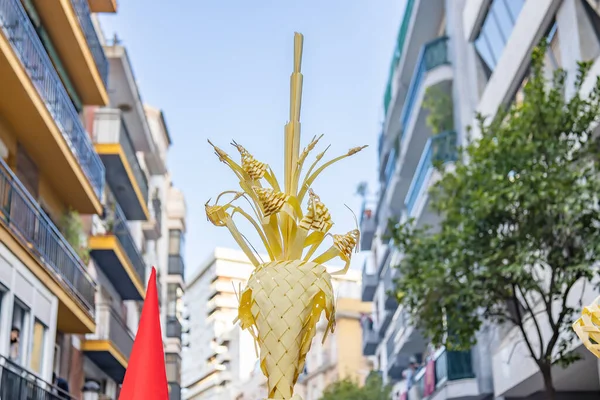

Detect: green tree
390,44,600,400
423,85,454,134
319,373,390,400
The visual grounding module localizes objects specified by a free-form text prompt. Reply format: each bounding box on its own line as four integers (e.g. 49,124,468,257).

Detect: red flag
119,267,168,400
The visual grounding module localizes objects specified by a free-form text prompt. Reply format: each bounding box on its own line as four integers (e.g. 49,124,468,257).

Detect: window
30,319,46,374
474,0,526,72
10,300,29,365
168,230,185,256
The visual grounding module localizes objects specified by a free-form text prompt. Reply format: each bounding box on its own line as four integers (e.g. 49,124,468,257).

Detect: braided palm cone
239,261,335,398
573,296,600,359
205,33,366,399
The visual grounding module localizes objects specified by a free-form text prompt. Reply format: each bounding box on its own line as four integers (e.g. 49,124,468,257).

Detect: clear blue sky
99,1,404,277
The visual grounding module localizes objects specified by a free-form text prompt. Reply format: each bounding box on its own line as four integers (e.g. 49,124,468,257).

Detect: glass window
474,0,526,72
30,319,46,374
10,300,29,365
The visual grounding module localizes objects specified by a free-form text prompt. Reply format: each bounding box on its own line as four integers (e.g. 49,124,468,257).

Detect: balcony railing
168,254,185,279
70,0,109,85
435,348,475,382
361,262,377,302
362,326,378,356
399,36,450,137
405,130,457,216
118,120,149,204
0,356,73,400
94,304,134,359
167,315,182,339
112,204,146,283
0,0,105,197
0,158,96,312
383,0,416,116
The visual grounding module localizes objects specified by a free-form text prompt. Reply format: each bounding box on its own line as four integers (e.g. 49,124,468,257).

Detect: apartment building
182,248,255,400
0,1,187,398
0,0,113,397
362,0,600,399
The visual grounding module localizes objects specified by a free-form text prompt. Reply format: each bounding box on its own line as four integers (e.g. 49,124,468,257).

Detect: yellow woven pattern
573,296,600,359
333,229,359,260
238,260,335,399
299,190,332,232
232,141,268,180
254,187,289,217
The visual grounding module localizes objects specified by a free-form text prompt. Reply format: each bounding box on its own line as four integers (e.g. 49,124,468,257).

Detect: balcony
82,304,134,383
0,158,96,333
362,264,377,302
0,356,73,400
409,348,479,400
88,0,117,13
380,37,452,226
382,0,416,117
381,0,446,149
168,254,185,279
94,108,150,221
0,0,105,214
384,266,398,311
359,200,376,251
142,195,162,240
405,131,457,221
32,0,108,105
393,310,426,362
362,325,378,356
89,203,146,300
386,336,403,381
167,315,182,339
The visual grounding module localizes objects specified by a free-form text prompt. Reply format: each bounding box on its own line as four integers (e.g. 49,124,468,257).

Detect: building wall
0,241,58,382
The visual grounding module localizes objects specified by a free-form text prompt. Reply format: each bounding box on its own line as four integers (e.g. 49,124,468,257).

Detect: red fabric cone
119,267,168,400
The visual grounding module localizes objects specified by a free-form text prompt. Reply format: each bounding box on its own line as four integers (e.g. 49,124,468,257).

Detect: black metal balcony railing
110,204,146,284
166,316,182,339
70,0,109,85
0,158,96,312
0,0,105,197
0,356,74,400
95,304,134,360
168,255,185,279
119,121,149,204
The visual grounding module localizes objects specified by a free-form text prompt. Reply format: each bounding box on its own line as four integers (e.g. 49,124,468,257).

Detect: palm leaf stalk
206,33,366,399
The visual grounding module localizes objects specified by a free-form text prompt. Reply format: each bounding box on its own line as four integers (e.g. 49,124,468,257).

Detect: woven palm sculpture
205,33,365,399
573,296,600,359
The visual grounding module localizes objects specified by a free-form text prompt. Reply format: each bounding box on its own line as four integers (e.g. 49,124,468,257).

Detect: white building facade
361,0,600,399
182,248,255,400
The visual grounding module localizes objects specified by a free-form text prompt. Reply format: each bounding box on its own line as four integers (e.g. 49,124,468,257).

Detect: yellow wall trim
88,235,146,298
58,0,109,104
95,143,151,220
81,339,128,368
0,222,95,332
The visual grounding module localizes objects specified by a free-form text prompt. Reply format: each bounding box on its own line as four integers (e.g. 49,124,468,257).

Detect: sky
99,1,404,278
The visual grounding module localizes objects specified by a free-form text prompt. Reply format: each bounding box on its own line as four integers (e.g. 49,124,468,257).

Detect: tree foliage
390,44,600,399
319,373,390,400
